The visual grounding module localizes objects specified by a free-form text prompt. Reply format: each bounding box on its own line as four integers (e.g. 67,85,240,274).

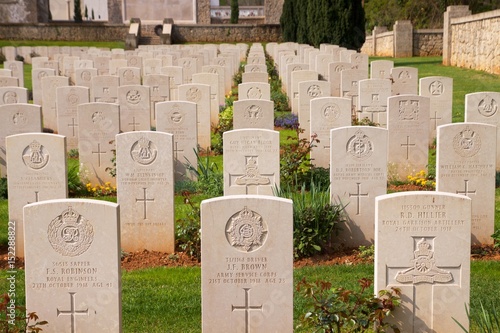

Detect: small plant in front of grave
0,177,7,199
212,105,233,155
355,244,375,261
492,229,500,248
185,149,223,197
274,112,298,129
68,148,79,159
29,51,40,59
84,182,117,197
105,141,116,178
352,116,380,127
280,128,319,189
454,301,500,333
232,63,245,86
175,192,201,261
275,181,346,258
0,294,48,333
407,170,435,190
14,55,24,63
0,52,6,64
67,163,86,197
296,278,402,333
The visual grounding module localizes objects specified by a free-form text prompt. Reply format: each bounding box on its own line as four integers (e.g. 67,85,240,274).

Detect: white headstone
178,83,212,150
436,122,496,245
156,101,198,181
77,103,120,186
375,192,471,333
310,97,351,168
6,133,67,257
465,91,500,170
330,126,388,246
118,85,152,132
233,99,274,131
223,129,280,196
24,199,121,332
387,95,430,181
419,76,453,140
116,131,175,253
0,104,42,177
201,195,293,333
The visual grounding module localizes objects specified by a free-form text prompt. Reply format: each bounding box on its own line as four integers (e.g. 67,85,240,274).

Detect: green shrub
0,52,6,64
67,163,85,197
0,177,7,199
175,192,201,261
185,150,223,197
275,181,346,258
297,278,402,332
280,128,319,189
492,229,500,249
454,301,500,333
212,105,233,155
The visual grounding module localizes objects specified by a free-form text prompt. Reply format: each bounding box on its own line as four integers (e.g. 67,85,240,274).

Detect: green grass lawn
1,261,499,332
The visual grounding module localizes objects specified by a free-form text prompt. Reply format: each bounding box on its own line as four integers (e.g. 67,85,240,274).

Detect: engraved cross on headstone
128,117,140,131
92,143,106,167
430,110,442,129
401,135,416,160
173,141,184,160
456,179,476,197
27,191,39,204
136,187,154,219
349,182,368,215
57,292,89,333
232,288,263,333
386,237,460,331
68,118,78,137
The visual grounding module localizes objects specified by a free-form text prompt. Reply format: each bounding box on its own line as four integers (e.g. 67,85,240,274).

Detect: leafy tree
280,0,297,42
230,0,239,23
295,0,309,44
73,0,83,22
281,0,365,49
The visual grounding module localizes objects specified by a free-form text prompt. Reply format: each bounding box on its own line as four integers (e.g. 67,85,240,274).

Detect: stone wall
0,23,128,42
361,23,443,57
0,22,281,44
197,0,211,24
172,24,281,43
413,29,443,56
448,8,500,74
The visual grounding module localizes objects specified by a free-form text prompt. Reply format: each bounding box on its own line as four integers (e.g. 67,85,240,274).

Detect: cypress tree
84,5,88,20
295,0,309,44
73,0,83,22
280,0,297,42
230,0,239,24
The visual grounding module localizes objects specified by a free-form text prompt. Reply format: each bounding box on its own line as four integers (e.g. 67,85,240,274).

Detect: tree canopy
280,0,366,50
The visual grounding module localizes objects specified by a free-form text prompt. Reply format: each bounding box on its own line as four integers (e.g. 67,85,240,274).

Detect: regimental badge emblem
247,87,262,99
130,137,158,165
226,206,268,252
67,92,80,106
126,90,141,104
321,104,340,121
430,81,443,96
186,87,201,102
478,97,498,117
12,112,27,126
399,100,420,121
123,69,135,82
168,104,184,124
22,140,49,170
453,125,481,158
307,85,322,98
91,111,105,124
244,105,262,124
235,156,270,186
346,130,373,160
3,91,18,104
47,206,94,257
395,238,453,284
